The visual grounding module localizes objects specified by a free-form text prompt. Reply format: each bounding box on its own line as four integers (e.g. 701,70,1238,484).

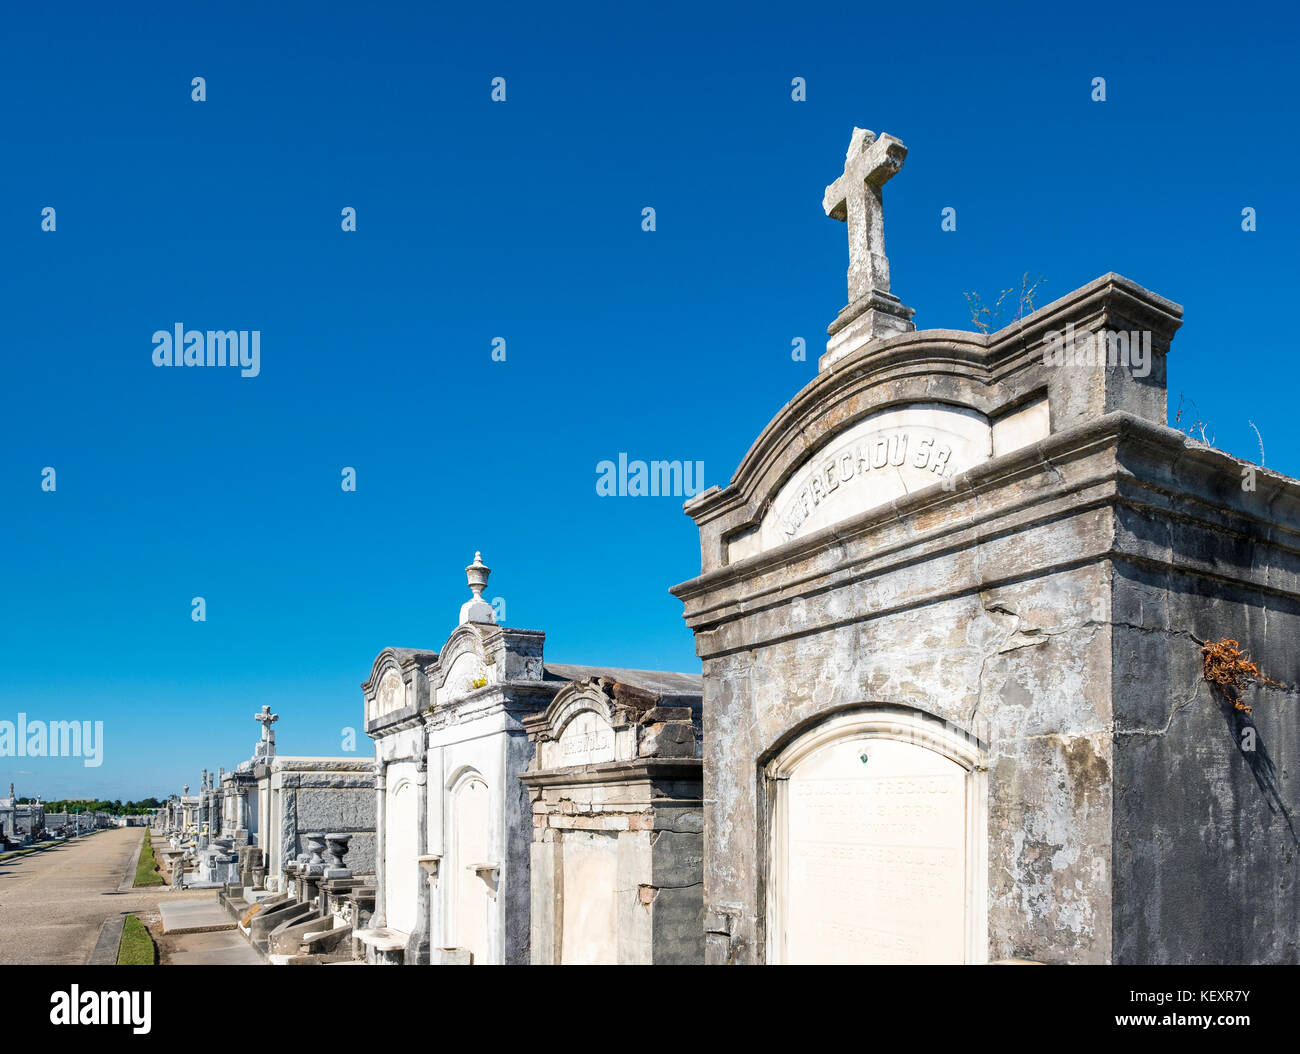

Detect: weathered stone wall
683,410,1300,964
1112,566,1300,964
695,554,1114,964
503,723,538,965
1107,437,1300,964
527,771,704,964
272,763,378,877
680,407,1134,964
521,678,705,964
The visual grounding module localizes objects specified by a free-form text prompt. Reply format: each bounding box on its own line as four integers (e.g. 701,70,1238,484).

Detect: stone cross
823,127,908,303
818,127,916,367
255,705,279,758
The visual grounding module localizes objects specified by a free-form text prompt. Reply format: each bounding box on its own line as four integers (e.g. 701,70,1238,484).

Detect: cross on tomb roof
820,126,916,366
824,127,907,303
254,705,279,759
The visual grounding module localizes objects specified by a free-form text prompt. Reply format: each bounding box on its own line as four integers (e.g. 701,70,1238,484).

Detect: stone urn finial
305,833,327,874
459,551,497,626
324,833,354,879
466,551,490,598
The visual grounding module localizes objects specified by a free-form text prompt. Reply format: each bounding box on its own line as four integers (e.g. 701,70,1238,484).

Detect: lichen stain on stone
1064,735,1110,790
998,737,1110,953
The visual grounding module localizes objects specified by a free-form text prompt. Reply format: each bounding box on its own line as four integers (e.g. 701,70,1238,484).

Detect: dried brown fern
1201,638,1281,714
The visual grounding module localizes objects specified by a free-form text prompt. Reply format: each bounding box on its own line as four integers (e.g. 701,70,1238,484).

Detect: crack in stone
1023,729,1112,742
1040,455,1066,486
1115,678,1203,738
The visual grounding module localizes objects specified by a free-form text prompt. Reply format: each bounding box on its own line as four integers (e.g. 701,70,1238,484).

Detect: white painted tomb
357,552,703,965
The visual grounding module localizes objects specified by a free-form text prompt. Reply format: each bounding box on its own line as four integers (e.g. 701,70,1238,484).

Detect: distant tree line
38,798,165,815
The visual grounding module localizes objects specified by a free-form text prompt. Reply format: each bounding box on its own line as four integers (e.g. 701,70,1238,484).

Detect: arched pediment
685,333,1051,567
364,653,407,722
727,333,994,511
535,682,619,768
545,682,614,730
362,647,436,725
678,274,1186,577
758,401,992,552
363,648,403,695
432,623,493,705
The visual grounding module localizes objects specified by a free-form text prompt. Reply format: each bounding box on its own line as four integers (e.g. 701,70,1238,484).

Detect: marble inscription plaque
755,403,993,553
783,736,968,964
373,668,404,720
550,709,617,768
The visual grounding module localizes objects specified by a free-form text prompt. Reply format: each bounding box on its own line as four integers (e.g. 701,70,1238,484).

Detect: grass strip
116,914,156,965
133,833,165,887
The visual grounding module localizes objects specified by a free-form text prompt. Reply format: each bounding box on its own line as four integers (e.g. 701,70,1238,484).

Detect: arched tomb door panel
766,708,986,965
451,775,491,963
385,773,418,934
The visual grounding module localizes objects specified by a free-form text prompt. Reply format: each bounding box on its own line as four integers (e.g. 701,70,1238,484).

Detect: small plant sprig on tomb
1174,394,1215,445
1248,420,1266,467
1201,639,1282,715
963,273,1046,334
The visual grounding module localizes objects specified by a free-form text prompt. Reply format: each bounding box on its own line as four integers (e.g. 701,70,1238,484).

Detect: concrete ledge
88,914,128,965
354,926,409,964
117,831,149,892
166,928,266,965
354,927,408,952
159,899,236,935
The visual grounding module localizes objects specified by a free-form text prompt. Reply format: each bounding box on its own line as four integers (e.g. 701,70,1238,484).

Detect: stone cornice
517,757,703,789
672,412,1300,652
268,757,374,774
421,680,562,731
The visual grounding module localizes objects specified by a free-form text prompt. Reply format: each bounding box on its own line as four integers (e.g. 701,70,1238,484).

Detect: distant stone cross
255,705,279,757
823,127,908,304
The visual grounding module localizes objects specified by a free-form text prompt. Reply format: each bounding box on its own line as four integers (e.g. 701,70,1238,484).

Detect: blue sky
2,1,1296,799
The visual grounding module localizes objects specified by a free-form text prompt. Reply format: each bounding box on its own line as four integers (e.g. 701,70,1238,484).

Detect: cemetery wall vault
671,123,1299,968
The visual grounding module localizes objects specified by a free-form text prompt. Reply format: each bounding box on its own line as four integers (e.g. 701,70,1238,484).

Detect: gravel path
0,827,213,964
